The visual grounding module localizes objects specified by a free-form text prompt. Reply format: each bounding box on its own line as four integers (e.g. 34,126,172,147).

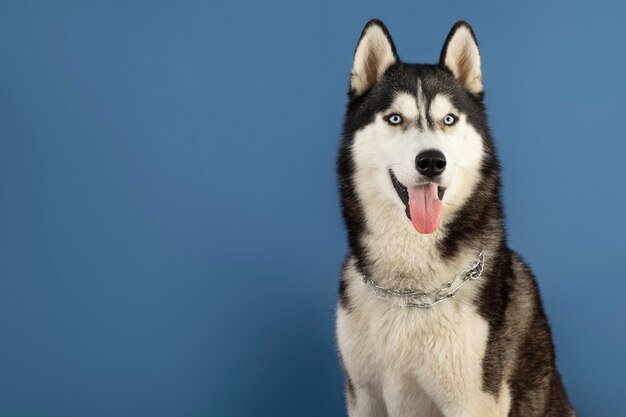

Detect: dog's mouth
389,170,445,234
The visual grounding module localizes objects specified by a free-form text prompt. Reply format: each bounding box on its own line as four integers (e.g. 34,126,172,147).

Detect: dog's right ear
439,21,483,98
350,19,399,96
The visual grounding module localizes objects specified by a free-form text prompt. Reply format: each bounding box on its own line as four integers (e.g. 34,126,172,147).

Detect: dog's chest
337,260,490,386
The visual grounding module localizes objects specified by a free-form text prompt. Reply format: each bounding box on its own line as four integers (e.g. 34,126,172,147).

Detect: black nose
415,150,447,178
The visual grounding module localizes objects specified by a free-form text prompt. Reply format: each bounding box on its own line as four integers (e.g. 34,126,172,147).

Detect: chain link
362,248,485,308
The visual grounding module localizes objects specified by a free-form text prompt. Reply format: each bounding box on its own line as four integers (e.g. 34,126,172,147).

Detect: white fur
351,24,397,95
416,79,427,125
442,25,483,95
337,88,511,416
337,259,511,416
349,91,485,287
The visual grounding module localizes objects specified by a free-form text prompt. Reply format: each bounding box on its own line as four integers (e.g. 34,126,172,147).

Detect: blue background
1,1,624,416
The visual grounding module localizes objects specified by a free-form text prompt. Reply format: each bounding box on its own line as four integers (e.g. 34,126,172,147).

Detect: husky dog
336,20,575,417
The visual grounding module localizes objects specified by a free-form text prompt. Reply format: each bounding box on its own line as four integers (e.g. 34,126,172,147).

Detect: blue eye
443,114,457,126
386,114,403,125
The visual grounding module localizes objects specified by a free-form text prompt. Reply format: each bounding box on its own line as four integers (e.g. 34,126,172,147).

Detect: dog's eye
386,114,403,126
443,114,457,126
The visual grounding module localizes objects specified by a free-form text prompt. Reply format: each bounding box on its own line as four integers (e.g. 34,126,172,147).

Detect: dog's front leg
415,313,511,417
381,375,444,417
418,368,510,417
346,386,388,417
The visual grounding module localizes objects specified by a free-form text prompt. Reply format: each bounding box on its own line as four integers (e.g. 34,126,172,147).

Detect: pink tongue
407,183,442,234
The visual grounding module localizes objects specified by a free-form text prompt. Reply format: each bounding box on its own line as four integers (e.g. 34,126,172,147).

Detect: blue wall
1,1,624,416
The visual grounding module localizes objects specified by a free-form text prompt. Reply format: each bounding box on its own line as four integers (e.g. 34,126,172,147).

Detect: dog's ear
350,19,398,96
439,21,483,98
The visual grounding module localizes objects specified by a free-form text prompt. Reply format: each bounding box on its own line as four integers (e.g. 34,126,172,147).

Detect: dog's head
341,20,494,236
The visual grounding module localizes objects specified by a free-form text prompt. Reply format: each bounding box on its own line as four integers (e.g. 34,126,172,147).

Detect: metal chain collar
362,247,485,308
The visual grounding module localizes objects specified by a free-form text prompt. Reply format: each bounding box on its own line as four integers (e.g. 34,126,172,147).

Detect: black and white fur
336,20,574,417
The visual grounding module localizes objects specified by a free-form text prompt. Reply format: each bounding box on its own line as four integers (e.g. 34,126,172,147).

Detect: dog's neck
356,210,481,291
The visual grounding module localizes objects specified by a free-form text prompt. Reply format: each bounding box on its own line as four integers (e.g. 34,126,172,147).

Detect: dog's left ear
439,21,483,98
350,19,399,96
